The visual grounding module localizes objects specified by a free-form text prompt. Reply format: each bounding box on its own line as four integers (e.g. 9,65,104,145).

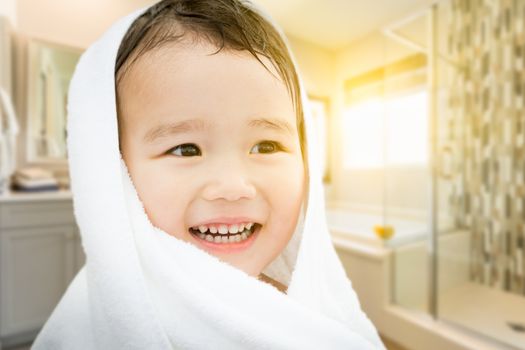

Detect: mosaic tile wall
447,0,525,295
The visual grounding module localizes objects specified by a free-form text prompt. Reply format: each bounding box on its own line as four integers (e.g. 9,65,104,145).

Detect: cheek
265,157,305,232
128,160,191,237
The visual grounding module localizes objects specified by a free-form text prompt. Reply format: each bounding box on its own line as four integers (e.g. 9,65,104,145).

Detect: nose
201,166,257,202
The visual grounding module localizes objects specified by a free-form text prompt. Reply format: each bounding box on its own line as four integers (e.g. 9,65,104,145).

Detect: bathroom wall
285,35,336,98
15,0,335,95
0,0,17,27
10,1,335,175
16,0,155,49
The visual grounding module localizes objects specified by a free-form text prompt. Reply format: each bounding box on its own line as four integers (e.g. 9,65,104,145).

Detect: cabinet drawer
0,201,75,229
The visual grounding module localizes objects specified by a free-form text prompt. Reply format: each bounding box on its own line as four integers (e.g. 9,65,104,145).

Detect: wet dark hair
114,0,308,172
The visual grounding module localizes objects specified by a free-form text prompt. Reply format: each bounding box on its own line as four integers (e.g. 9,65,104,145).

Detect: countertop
0,188,73,203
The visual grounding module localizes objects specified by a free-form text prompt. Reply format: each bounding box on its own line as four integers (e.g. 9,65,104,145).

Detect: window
343,89,428,169
386,90,427,165
343,98,384,168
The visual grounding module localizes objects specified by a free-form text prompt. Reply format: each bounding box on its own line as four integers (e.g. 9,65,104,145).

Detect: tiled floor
439,282,525,350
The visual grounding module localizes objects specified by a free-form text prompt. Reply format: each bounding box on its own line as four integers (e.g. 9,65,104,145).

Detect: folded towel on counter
32,1,386,349
10,166,59,192
14,166,54,180
11,175,59,190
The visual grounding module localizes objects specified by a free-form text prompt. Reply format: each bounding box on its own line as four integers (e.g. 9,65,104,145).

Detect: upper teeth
193,222,254,235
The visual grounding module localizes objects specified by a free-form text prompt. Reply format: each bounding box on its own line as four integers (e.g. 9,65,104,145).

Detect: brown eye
250,141,282,154
169,143,201,157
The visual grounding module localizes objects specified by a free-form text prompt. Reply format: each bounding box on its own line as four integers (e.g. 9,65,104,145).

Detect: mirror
26,38,82,163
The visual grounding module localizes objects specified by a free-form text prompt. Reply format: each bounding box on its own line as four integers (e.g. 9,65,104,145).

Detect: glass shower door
382,8,432,316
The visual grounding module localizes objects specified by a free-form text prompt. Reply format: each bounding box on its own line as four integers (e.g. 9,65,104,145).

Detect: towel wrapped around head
32,1,387,349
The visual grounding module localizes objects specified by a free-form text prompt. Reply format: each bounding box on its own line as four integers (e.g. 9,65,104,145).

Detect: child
33,1,386,349
114,0,306,292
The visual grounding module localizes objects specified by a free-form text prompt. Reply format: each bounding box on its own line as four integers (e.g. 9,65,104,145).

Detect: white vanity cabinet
0,191,84,346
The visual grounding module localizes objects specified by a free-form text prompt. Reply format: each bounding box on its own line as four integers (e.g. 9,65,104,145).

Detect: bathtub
325,206,429,248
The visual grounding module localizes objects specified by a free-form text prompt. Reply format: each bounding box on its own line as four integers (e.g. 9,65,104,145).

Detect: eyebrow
247,118,295,137
143,119,206,143
143,117,295,143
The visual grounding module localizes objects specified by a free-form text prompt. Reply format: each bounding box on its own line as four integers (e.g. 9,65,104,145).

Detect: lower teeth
193,227,254,244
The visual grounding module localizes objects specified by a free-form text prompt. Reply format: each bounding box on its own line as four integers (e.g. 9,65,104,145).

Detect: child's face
118,39,305,278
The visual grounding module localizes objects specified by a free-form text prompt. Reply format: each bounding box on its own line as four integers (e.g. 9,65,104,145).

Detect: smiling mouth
188,223,261,244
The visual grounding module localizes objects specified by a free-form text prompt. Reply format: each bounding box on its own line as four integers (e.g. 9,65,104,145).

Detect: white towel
32,2,386,349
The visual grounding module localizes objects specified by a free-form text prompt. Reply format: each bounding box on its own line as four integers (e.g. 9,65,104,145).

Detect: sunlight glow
343,90,428,169
308,99,328,176
343,98,384,168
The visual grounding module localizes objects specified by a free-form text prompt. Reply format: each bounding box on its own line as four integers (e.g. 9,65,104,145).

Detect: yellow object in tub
373,225,395,240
